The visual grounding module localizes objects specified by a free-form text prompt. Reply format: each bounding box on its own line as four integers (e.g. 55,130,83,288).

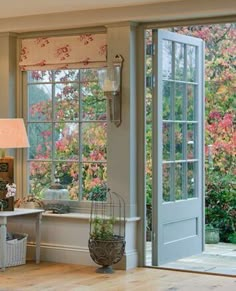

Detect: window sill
42,211,140,222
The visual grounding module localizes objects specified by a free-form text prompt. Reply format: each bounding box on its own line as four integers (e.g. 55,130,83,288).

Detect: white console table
0,208,44,271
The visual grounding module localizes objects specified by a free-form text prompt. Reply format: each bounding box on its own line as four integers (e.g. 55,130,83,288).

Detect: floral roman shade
19,33,107,71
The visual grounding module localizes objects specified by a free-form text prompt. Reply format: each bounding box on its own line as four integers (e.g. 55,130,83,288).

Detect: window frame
22,68,108,204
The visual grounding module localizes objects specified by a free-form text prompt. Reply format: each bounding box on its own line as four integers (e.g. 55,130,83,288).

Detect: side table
0,208,44,271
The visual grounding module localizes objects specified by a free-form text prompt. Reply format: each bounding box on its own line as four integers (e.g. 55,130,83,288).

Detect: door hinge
146,75,155,88
146,44,155,56
146,75,153,88
152,231,156,241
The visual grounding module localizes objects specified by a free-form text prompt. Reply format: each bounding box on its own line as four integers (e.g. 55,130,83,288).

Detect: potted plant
15,194,44,209
88,190,126,273
205,224,220,244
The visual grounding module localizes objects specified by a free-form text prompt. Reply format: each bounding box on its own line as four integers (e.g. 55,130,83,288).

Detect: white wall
0,0,235,33
1,1,236,269
8,213,140,270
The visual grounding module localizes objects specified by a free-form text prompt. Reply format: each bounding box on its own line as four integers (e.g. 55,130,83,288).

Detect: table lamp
0,118,29,211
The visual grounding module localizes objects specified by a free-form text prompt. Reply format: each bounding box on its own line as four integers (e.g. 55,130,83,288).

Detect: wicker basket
0,233,28,268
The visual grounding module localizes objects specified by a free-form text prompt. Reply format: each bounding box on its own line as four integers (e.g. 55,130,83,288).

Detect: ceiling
0,0,176,19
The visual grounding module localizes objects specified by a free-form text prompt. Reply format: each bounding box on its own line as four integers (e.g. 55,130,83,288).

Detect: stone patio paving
146,242,236,276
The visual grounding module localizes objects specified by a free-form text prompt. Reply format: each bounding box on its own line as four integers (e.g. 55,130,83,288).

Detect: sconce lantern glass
98,55,123,127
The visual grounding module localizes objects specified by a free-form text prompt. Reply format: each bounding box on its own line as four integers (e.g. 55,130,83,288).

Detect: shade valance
19,33,107,71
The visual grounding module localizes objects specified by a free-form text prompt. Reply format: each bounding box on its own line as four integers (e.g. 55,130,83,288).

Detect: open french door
152,30,205,265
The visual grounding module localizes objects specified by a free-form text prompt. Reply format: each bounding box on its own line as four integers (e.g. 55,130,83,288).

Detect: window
26,69,107,201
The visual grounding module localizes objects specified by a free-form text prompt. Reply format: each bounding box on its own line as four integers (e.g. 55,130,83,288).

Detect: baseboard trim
27,242,138,270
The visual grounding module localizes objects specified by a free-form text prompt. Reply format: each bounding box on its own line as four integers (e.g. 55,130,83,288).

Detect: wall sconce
98,55,124,127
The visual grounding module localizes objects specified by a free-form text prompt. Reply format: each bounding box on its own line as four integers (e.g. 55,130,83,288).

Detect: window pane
55,83,79,121
28,84,52,121
82,162,107,200
54,162,79,200
54,69,80,82
81,83,106,121
82,122,107,161
28,161,51,198
28,123,52,160
80,69,99,82
54,123,79,160
28,70,52,83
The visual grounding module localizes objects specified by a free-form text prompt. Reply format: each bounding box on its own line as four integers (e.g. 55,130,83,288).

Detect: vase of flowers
0,183,16,211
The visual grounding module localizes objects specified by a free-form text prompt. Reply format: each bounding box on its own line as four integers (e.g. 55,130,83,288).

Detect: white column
0,33,17,118
106,23,137,218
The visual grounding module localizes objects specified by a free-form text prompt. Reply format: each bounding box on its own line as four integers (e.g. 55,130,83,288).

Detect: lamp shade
0,118,29,148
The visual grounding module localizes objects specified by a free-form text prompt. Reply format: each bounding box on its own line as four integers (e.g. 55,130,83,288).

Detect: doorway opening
145,22,236,275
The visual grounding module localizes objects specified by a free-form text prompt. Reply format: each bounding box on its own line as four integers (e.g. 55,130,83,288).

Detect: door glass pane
187,162,197,198
175,42,185,81
187,123,196,159
163,122,171,161
163,81,171,120
186,45,196,82
163,163,171,201
187,84,196,120
175,162,183,200
175,123,183,160
162,40,172,79
175,83,185,120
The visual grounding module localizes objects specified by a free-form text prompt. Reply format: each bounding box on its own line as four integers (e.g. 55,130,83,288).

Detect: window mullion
51,71,56,183
79,73,83,197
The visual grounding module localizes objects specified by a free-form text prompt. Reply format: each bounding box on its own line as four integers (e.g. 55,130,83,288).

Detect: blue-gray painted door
152,30,205,265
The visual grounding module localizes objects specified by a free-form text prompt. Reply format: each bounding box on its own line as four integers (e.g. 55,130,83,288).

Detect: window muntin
26,69,107,201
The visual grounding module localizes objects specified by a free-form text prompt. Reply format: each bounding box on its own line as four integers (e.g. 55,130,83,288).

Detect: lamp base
0,157,14,211
0,197,14,211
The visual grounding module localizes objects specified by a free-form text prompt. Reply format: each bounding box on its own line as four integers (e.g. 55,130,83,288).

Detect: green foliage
145,24,236,242
228,233,236,244
87,183,107,201
205,169,236,242
90,217,116,240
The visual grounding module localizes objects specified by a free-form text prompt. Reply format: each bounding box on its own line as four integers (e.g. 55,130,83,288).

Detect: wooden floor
0,261,235,291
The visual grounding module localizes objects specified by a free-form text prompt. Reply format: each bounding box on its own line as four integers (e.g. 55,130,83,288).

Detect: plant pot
88,236,125,273
205,227,220,244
